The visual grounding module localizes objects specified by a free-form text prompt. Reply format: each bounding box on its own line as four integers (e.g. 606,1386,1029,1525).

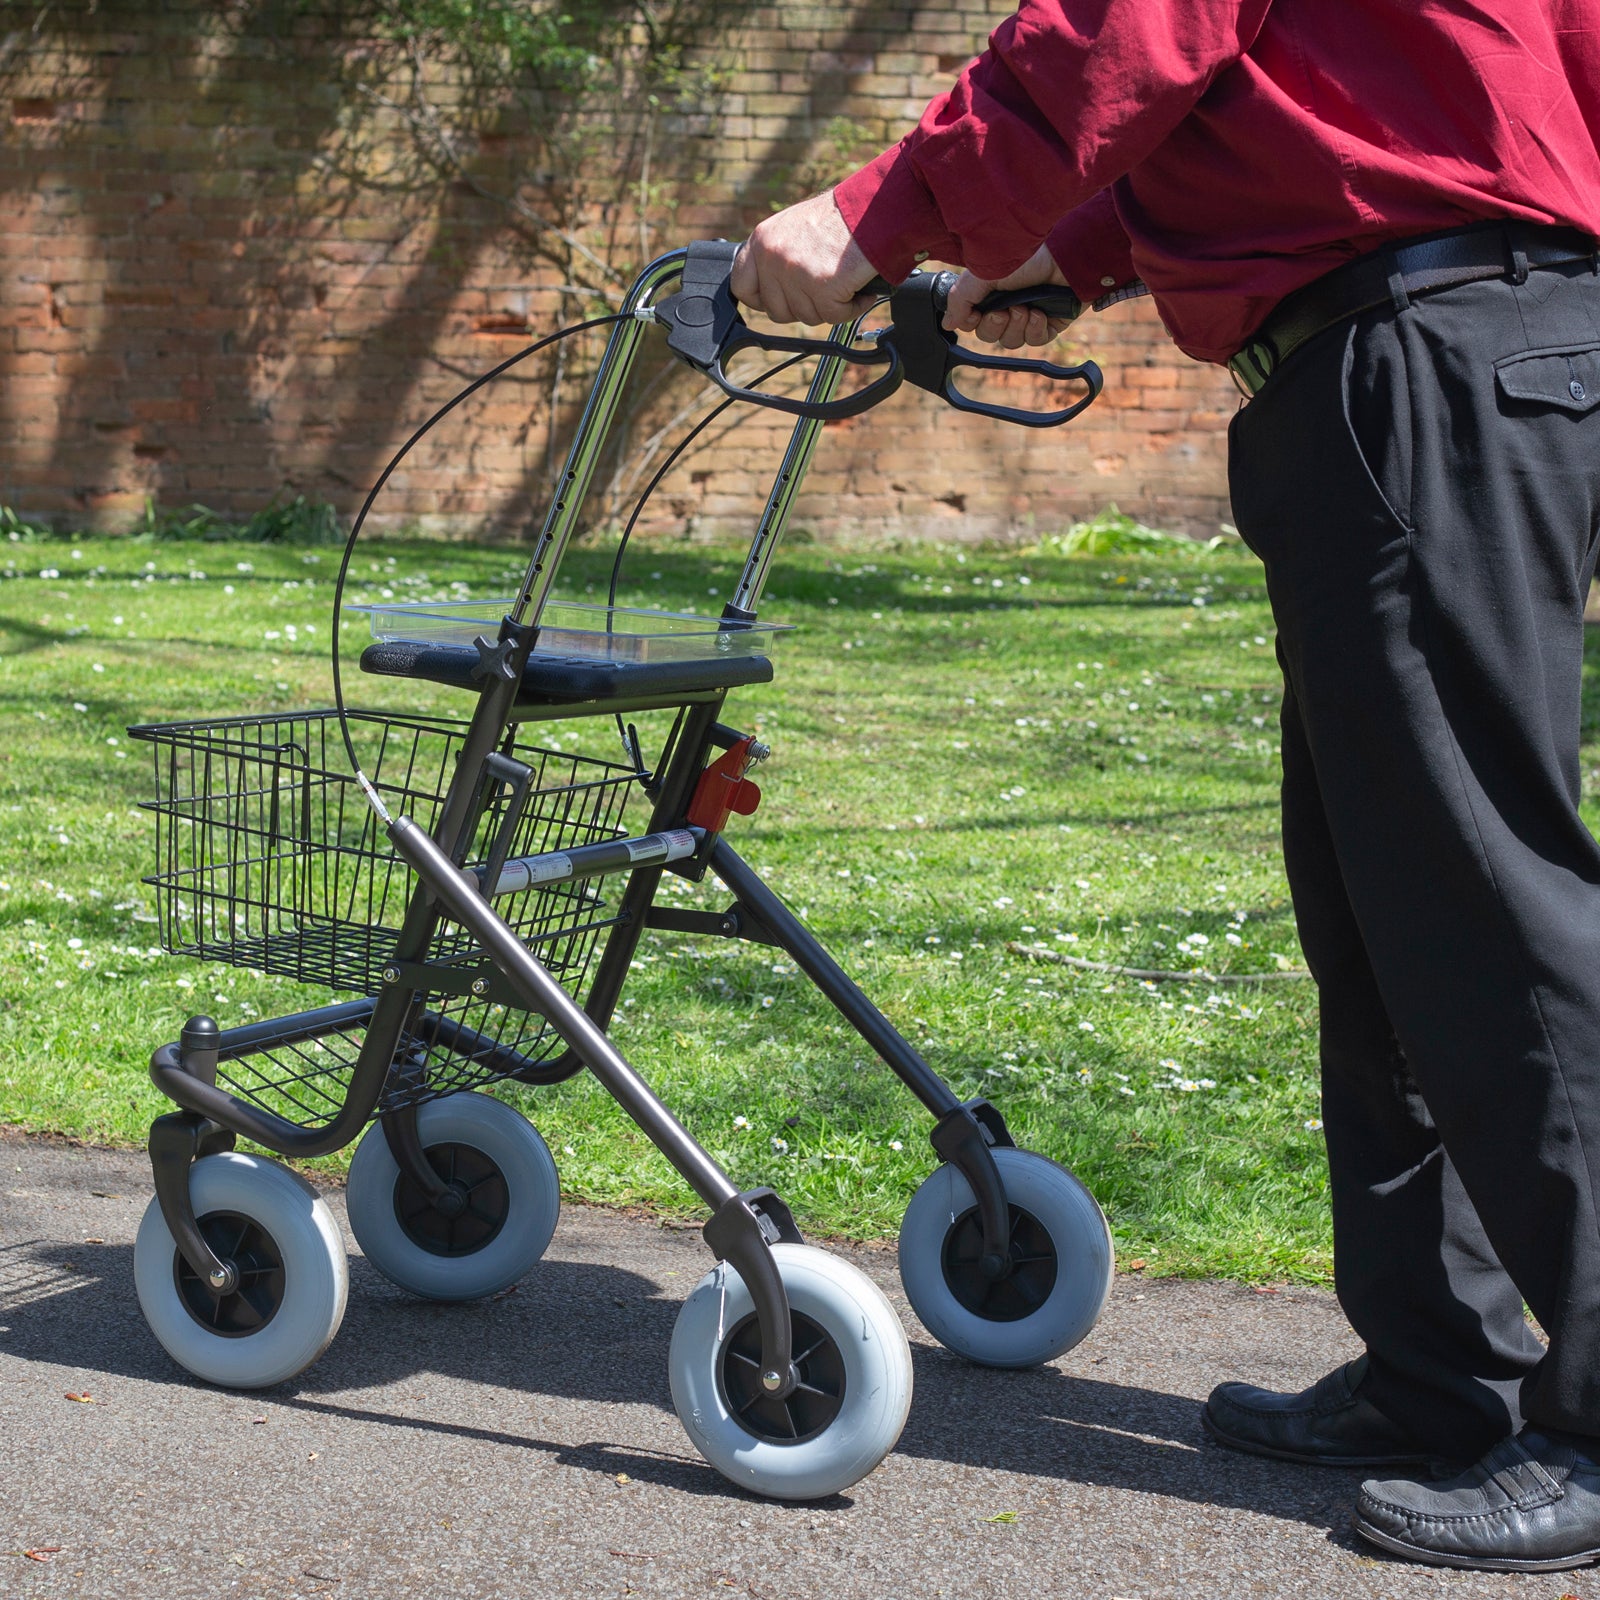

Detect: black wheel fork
148,1017,242,1295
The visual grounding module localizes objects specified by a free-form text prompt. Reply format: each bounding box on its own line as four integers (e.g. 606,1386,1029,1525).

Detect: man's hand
730,191,881,326
943,245,1076,349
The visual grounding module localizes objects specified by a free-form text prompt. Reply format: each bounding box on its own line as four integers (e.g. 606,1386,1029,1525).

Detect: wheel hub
394,1141,509,1257
718,1309,846,1444
174,1210,285,1337
941,1202,1058,1322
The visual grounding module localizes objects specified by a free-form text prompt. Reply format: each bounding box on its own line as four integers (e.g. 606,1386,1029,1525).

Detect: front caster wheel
345,1092,560,1301
669,1242,913,1500
898,1146,1112,1368
133,1151,348,1388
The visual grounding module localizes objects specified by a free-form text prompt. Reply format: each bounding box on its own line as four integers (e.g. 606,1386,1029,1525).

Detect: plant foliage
315,0,741,299
1039,507,1248,559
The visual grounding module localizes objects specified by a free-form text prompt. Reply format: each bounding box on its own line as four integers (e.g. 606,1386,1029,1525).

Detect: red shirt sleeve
1047,190,1137,302
834,0,1272,282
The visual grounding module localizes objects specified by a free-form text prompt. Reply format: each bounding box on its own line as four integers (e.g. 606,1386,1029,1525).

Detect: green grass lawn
0,517,1515,1284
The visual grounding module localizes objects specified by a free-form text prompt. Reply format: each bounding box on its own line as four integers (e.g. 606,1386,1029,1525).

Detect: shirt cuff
1046,191,1138,305
834,144,964,283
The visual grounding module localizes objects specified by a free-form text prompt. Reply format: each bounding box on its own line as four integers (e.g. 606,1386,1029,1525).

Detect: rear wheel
133,1151,347,1388
345,1092,560,1301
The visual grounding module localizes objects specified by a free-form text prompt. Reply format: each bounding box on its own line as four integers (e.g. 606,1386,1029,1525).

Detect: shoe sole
1355,1514,1600,1573
1200,1407,1440,1470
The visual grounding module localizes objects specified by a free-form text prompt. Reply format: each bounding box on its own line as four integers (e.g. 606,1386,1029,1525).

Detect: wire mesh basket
128,709,638,1114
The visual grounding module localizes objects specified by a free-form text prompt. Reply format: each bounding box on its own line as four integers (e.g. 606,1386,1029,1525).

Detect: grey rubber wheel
898,1146,1113,1368
669,1242,913,1500
133,1151,348,1389
345,1093,559,1302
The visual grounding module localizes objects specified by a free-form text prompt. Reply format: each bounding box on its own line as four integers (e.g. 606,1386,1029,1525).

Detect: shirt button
1101,275,1116,287
1571,378,1587,402
913,251,929,263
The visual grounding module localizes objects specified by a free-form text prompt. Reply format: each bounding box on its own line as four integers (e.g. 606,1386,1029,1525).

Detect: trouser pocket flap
1495,342,1600,412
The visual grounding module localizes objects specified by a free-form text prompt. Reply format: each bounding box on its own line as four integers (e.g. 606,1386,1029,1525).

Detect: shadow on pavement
1,1234,1357,1530
898,1343,1365,1535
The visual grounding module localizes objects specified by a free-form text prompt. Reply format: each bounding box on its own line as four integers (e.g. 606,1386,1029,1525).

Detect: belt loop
1506,224,1530,285
1385,251,1411,313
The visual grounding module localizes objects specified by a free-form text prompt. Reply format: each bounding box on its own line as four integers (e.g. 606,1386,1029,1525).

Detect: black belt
1228,222,1600,397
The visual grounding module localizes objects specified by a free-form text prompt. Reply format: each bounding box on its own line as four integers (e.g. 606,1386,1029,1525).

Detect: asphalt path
0,1130,1574,1600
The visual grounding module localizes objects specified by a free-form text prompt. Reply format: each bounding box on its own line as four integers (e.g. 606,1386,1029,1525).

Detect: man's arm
734,0,1268,322
945,188,1137,345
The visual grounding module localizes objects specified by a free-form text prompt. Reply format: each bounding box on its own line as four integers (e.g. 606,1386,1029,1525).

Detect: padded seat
360,640,774,705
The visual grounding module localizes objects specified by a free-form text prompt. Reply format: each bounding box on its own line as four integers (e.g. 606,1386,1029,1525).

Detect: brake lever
710,320,902,419
655,239,902,420
879,271,1102,428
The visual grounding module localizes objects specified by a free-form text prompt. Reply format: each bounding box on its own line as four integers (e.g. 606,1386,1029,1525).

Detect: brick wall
0,1,1235,542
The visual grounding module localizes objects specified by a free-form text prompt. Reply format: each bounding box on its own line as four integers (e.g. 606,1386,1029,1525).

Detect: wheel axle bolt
761,1369,783,1392
208,1267,230,1289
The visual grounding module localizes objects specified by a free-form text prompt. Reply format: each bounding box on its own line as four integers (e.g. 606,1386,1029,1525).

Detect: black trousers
1228,253,1600,1459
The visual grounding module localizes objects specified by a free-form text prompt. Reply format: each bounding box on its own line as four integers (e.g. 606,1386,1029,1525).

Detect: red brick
0,5,1231,540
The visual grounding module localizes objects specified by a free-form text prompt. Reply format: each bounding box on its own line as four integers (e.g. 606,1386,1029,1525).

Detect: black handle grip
865,272,1082,322
965,280,1085,321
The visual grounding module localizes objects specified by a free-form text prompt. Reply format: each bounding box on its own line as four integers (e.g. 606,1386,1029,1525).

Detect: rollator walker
127,243,1117,1499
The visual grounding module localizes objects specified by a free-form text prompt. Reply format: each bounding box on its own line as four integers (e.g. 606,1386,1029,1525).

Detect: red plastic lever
686,736,763,835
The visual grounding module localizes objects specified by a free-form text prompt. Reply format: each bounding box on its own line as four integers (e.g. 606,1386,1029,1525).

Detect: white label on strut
521,852,574,883
627,829,697,863
497,854,572,892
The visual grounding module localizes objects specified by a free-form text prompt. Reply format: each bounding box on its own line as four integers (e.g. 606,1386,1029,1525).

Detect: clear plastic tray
348,599,792,663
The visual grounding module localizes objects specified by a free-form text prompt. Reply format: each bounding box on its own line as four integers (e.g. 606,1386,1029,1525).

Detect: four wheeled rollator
127,243,1117,1500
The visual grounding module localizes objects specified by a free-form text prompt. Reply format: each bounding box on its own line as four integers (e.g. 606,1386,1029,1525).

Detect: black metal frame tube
150,1013,400,1158
570,699,727,1035
708,839,963,1119
708,839,1016,1273
146,991,606,1166
387,813,738,1213
384,811,802,1395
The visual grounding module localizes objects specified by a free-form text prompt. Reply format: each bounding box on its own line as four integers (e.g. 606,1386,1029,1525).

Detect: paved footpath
0,1130,1585,1600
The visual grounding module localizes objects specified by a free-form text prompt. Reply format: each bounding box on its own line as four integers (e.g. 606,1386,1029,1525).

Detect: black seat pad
360,640,773,704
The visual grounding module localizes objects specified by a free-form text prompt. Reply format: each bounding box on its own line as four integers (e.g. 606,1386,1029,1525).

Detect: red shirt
833,0,1600,364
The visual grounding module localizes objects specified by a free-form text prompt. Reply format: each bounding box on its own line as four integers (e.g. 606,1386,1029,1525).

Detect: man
729,0,1600,1574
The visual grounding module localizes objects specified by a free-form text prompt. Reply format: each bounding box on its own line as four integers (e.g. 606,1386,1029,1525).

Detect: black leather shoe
1202,1355,1438,1468
1356,1429,1600,1571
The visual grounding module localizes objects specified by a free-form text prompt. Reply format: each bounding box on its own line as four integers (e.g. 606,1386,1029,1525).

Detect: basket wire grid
129,708,638,1119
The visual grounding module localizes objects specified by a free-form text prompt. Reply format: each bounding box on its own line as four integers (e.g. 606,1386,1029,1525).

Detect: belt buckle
1229,338,1275,398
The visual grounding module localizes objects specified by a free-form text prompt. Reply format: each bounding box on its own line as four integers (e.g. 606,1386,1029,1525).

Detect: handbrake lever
654,240,902,420
877,271,1102,427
